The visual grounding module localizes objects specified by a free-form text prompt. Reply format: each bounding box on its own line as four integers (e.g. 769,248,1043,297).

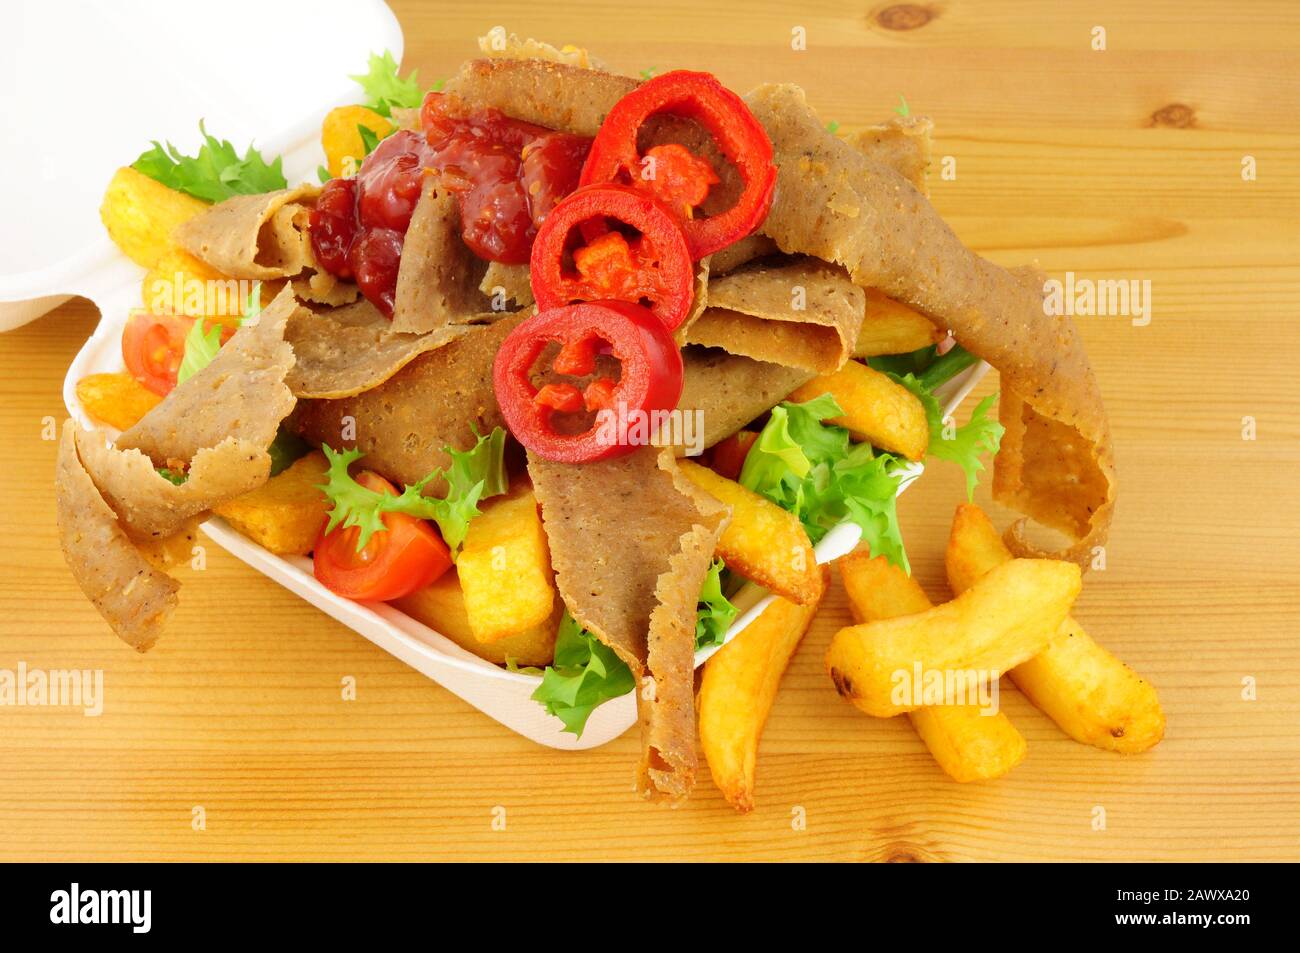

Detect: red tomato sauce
310,93,591,317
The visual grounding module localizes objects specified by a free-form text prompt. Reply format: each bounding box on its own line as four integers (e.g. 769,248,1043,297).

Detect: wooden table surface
2,0,1298,862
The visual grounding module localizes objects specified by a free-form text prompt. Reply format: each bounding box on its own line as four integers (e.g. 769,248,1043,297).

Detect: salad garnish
319,427,508,556
349,50,426,117
873,342,1005,501
176,281,261,385
531,558,736,736
893,382,1003,500
694,559,738,651
739,347,1003,573
175,319,222,387
132,121,286,203
740,394,911,570
531,612,637,736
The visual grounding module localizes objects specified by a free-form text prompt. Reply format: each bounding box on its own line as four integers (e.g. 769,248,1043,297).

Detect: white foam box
5,0,989,749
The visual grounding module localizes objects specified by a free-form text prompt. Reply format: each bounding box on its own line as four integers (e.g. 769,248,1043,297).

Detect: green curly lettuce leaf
530,559,740,735
175,281,261,385
267,429,310,477
357,123,383,157
867,342,977,390
530,613,636,736
350,50,424,118
695,559,739,651
175,318,221,387
319,427,508,556
740,394,911,569
889,374,1004,501
132,121,286,203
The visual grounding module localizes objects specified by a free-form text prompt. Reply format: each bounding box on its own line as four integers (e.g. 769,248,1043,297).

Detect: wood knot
887,849,925,863
875,4,935,31
1149,103,1196,128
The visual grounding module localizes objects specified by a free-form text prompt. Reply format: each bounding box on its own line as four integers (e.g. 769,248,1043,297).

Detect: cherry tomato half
313,471,452,601
121,312,210,396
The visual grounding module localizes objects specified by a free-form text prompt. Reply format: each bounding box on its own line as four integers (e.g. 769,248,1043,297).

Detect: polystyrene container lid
0,0,403,328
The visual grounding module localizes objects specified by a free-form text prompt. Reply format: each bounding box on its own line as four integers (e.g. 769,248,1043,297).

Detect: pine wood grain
1,0,1297,861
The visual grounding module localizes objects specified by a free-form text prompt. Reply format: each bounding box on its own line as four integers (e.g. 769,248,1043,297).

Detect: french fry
826,558,1081,717
75,372,161,431
854,290,942,358
321,105,393,178
837,551,1026,782
679,460,822,605
456,484,556,643
909,706,1028,783
787,359,929,460
100,166,208,268
392,570,558,668
946,504,1165,752
699,566,828,812
211,451,330,555
142,247,244,324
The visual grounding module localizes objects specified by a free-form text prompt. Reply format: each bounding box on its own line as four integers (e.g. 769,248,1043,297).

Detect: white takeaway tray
64,287,986,749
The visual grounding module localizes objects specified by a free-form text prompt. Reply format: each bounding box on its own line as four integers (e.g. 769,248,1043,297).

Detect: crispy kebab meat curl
745,83,1116,565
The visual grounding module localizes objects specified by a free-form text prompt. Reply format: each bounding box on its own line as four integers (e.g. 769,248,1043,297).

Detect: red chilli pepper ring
529,184,695,333
578,69,777,260
492,301,685,464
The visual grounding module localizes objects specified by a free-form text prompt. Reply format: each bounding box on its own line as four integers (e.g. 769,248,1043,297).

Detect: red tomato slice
121,313,192,396
121,312,235,396
709,429,758,481
313,471,452,601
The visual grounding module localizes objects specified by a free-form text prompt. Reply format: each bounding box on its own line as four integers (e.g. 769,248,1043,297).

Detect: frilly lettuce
133,121,286,203
530,559,738,736
738,349,1003,573
695,559,738,650
319,427,508,555
890,376,1004,501
529,613,636,736
350,50,425,117
740,393,912,570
